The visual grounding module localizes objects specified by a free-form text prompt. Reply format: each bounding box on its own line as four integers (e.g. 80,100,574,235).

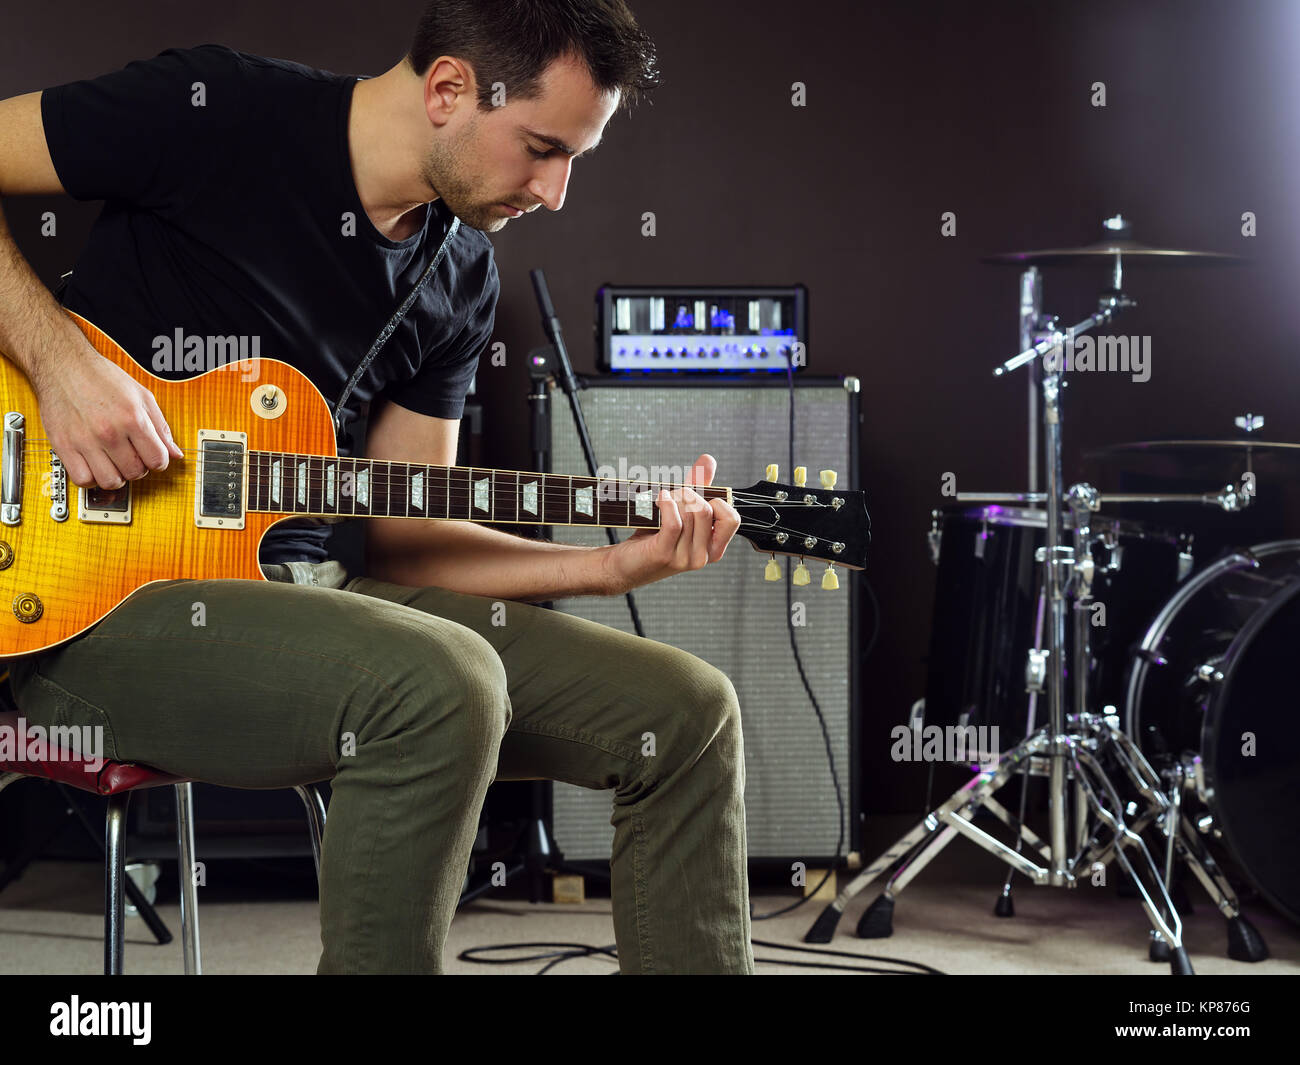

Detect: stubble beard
421,119,508,233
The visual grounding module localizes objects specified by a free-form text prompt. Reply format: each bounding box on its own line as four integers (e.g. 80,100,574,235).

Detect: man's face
422,53,619,233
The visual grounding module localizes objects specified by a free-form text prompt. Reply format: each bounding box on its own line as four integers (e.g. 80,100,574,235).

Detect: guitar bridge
194,430,247,529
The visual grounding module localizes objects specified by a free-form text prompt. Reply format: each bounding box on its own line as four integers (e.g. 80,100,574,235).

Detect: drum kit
806,216,1299,973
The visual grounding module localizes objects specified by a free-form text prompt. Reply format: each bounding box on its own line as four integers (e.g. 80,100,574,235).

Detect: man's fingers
707,498,739,562
684,453,716,487
84,451,127,491
141,392,183,464
58,450,94,490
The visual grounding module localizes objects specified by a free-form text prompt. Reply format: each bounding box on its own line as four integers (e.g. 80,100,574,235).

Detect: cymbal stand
804,277,1203,973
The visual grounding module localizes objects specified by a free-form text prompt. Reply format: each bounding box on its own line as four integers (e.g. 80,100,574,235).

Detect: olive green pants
6,561,754,974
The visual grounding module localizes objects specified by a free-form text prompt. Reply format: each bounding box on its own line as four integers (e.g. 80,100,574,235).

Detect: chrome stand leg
105,793,130,976
293,784,327,884
174,783,201,975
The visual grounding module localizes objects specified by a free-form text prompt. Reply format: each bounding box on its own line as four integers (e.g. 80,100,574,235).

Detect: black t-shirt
40,44,499,563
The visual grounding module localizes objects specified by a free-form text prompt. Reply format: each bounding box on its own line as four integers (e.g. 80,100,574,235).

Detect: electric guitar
0,311,871,656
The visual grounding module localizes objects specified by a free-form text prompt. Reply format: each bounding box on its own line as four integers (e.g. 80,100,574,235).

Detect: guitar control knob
0,540,13,570
764,557,782,582
793,561,811,587
821,565,839,591
12,592,42,624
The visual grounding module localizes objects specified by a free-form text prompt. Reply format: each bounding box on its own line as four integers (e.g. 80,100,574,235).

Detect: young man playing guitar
0,0,756,974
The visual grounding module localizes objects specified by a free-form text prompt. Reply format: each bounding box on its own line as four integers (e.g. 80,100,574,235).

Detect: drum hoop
939,504,1179,543
1205,575,1300,924
1123,539,1300,741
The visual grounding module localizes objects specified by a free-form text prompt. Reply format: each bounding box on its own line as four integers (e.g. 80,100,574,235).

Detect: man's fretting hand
31,335,183,490
601,453,742,594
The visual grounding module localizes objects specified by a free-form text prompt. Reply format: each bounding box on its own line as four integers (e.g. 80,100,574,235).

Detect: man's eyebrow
520,127,602,156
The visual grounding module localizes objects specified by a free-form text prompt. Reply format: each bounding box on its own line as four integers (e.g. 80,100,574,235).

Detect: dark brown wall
4,0,1297,814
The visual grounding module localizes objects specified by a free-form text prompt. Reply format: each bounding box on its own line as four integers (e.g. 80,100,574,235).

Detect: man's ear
423,56,477,127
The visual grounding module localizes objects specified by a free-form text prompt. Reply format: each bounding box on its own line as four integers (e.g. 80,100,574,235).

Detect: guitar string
18,447,834,507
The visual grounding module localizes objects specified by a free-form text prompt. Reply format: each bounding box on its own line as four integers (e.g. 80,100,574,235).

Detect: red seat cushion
0,709,189,796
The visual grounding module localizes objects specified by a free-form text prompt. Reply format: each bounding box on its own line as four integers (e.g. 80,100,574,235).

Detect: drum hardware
806,217,1267,972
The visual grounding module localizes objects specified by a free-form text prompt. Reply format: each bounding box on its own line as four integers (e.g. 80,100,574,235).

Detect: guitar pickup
79,482,132,524
194,430,246,529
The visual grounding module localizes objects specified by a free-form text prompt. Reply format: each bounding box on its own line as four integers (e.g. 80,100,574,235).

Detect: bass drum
924,505,1183,748
1125,540,1300,925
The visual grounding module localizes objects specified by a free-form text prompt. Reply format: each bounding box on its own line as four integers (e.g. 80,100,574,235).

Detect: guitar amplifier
546,375,862,863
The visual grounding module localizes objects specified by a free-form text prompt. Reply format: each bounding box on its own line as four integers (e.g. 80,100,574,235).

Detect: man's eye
526,146,551,158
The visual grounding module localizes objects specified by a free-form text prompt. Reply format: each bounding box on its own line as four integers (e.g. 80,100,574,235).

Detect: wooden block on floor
804,868,838,902
551,874,585,905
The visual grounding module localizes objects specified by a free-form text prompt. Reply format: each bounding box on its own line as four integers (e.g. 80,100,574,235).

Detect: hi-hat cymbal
1086,440,1300,458
982,238,1244,267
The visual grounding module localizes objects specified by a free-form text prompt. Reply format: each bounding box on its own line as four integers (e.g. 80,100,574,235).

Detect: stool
0,708,327,974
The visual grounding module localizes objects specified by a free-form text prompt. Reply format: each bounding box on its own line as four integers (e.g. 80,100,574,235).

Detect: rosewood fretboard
243,452,731,528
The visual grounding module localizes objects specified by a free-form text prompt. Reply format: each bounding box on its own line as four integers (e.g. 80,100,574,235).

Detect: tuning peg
819,469,837,489
764,557,782,581
793,466,807,487
765,463,779,482
821,564,839,591
793,560,811,586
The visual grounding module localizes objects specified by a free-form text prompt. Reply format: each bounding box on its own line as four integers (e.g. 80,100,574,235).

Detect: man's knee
356,619,511,758
642,646,743,757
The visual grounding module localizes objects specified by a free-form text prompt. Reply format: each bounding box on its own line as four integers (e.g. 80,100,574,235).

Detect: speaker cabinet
547,376,861,863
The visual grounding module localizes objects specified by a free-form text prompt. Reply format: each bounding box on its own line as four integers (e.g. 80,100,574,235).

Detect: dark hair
406,0,659,111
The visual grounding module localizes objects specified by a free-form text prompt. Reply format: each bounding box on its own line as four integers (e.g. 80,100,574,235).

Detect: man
0,0,754,974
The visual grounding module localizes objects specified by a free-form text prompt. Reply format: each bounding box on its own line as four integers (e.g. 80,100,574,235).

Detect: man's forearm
364,518,623,601
0,202,85,390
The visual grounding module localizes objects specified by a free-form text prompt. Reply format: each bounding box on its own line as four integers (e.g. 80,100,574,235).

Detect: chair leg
104,792,130,976
293,784,327,884
173,783,201,975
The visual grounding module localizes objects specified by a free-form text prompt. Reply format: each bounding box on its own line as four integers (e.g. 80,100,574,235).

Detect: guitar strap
331,209,462,445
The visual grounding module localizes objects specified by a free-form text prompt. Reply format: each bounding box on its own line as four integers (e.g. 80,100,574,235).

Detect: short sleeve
385,254,499,421
40,45,244,209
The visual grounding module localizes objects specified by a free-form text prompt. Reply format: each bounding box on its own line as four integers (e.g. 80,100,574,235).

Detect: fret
443,465,451,519
339,457,355,516
320,457,338,516
251,452,265,512
447,466,470,520
354,459,371,515
540,474,570,528
493,470,518,524
389,462,410,517
492,469,517,523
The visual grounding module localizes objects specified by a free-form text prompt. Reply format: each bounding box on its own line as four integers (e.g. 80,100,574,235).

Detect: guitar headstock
733,465,871,589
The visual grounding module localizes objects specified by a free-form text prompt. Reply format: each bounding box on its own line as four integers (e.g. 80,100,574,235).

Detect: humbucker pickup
194,430,247,529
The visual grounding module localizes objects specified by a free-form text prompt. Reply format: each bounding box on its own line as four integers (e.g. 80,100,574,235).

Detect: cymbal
1086,439,1300,458
982,238,1244,267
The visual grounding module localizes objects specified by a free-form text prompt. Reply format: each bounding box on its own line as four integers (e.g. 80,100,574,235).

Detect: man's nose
529,156,574,212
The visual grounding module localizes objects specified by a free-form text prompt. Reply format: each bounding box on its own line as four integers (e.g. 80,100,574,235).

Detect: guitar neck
244,451,731,529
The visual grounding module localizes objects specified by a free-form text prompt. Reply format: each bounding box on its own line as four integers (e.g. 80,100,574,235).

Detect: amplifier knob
13,592,43,623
